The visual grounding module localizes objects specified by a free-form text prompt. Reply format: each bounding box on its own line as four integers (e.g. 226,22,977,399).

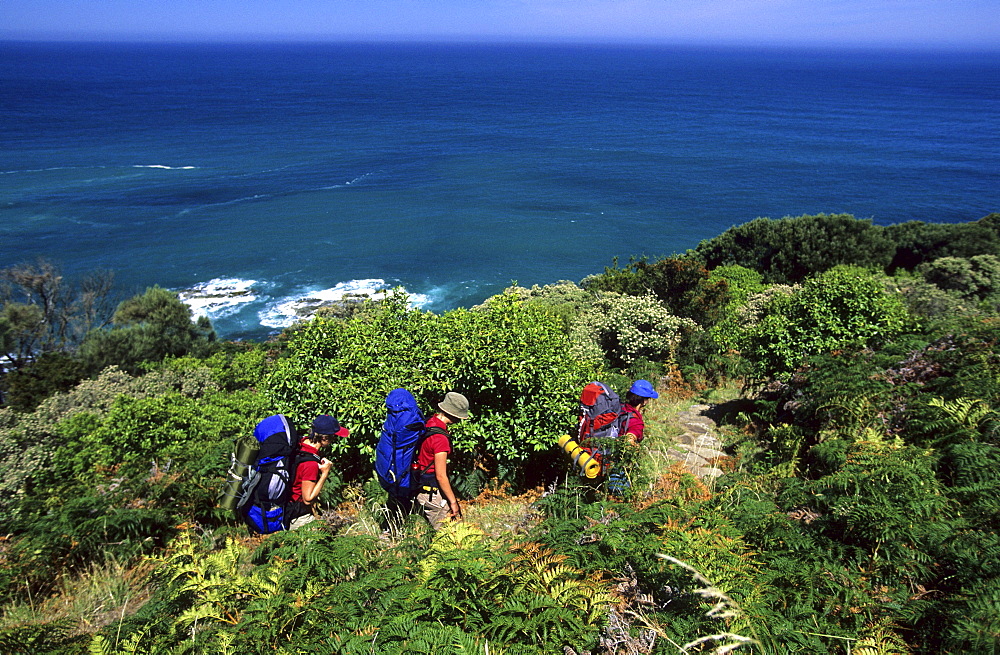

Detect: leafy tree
885,213,1000,272
0,301,45,370
695,213,896,284
0,258,116,361
79,286,217,374
738,266,911,380
583,254,729,326
0,261,116,408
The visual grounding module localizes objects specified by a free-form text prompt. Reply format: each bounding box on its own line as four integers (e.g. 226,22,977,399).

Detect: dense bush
695,213,896,284
569,292,698,371
736,266,911,381
491,280,598,333
6,217,1000,655
718,312,1000,653
918,254,1000,305
265,290,598,487
0,356,268,607
884,271,975,319
707,265,768,352
695,212,1000,285
82,522,615,655
0,351,88,412
884,212,1000,271
582,255,729,326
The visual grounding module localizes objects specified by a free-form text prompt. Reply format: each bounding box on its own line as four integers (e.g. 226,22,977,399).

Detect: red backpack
578,381,630,443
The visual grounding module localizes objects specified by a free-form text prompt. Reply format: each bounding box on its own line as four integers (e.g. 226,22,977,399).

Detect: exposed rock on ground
667,403,727,479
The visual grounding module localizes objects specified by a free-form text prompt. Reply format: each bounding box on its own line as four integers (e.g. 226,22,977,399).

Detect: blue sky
3,0,997,49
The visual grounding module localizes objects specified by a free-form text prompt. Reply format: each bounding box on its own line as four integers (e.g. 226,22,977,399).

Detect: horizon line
3,34,998,55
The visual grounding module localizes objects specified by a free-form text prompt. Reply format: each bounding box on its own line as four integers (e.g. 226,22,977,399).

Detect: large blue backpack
237,414,300,534
375,389,426,500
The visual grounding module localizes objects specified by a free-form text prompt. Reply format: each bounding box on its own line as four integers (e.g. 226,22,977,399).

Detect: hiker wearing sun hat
413,391,470,529
623,379,658,445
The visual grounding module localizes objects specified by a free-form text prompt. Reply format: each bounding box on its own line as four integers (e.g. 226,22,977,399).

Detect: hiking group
228,380,657,535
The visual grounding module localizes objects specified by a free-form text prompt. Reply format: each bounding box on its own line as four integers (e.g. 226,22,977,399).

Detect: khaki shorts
288,513,316,530
416,489,450,530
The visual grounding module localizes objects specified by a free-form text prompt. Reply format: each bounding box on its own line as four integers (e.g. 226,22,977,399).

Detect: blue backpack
375,389,426,500
237,414,300,534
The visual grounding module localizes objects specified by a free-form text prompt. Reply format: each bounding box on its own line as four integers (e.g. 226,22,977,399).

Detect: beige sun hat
437,391,470,420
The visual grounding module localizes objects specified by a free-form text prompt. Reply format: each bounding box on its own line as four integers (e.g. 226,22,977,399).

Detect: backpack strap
294,450,322,467
413,426,449,490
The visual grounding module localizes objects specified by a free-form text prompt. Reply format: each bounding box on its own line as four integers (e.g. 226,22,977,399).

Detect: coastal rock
177,278,258,317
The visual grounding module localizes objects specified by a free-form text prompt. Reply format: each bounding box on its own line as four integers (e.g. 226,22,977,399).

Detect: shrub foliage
5,213,1000,655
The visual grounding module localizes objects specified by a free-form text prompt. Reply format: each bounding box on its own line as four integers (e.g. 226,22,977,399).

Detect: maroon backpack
577,381,629,443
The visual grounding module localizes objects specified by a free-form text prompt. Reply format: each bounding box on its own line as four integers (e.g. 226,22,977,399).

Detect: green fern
0,619,85,654
853,619,912,655
88,632,148,655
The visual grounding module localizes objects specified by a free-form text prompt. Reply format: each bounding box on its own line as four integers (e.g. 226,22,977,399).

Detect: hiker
414,391,469,530
604,380,658,494
287,414,349,530
622,379,659,445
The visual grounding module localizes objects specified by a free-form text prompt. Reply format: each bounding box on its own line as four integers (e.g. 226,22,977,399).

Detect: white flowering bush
570,292,698,369
476,280,598,332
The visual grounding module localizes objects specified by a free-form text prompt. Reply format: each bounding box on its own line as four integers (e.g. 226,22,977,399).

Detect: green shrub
884,271,974,319
695,213,896,284
487,280,598,333
264,290,598,488
582,254,729,326
918,254,1000,304
738,266,911,381
569,292,698,371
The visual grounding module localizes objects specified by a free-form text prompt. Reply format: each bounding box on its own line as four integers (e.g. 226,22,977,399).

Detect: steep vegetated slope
1,213,999,654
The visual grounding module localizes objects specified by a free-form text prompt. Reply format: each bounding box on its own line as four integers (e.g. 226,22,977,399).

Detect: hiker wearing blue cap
287,414,349,530
623,379,659,445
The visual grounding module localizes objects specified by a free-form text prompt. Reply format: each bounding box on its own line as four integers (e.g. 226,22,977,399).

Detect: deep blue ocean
2,42,998,339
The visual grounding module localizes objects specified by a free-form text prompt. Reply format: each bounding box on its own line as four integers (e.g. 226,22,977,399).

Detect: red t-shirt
290,443,320,503
623,404,646,443
415,415,451,475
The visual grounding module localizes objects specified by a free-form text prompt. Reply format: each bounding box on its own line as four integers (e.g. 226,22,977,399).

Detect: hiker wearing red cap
288,414,349,530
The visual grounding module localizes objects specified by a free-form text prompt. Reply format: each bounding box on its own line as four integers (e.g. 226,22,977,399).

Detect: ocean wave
178,277,433,334
0,166,78,175
1,164,197,176
319,170,377,190
132,164,197,170
258,279,391,329
175,193,273,215
258,280,433,329
178,278,259,319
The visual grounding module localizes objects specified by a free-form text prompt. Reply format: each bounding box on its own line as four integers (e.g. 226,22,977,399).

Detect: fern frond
853,619,911,655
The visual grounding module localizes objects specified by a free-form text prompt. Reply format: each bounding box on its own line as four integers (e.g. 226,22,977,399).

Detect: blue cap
629,379,659,399
312,414,349,438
